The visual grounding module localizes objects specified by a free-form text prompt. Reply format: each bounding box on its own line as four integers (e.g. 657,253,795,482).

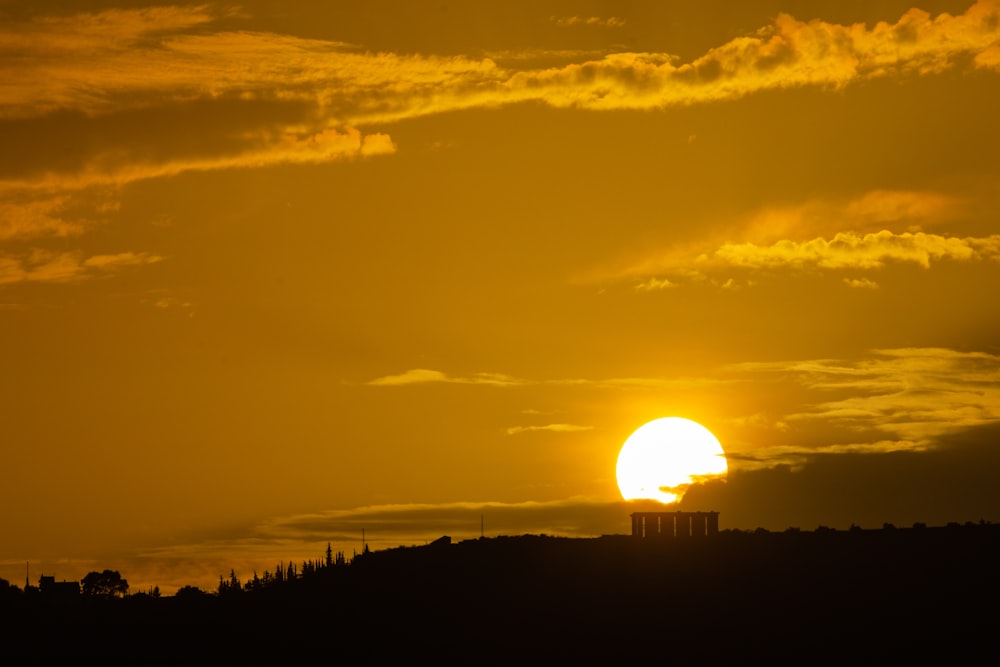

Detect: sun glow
616,417,728,504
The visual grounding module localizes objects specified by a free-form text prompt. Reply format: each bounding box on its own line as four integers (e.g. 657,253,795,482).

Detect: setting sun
616,417,728,504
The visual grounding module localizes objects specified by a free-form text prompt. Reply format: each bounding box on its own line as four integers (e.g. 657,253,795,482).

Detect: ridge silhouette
2,523,998,662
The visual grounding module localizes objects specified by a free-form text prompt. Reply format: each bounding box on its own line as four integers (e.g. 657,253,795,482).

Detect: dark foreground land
3,524,999,664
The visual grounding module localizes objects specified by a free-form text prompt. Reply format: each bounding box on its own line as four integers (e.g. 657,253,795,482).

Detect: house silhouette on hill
38,575,80,598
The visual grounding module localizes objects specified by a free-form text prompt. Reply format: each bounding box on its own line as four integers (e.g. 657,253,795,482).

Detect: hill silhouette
2,523,998,663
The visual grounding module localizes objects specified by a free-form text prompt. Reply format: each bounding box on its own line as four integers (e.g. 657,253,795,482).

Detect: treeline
214,542,351,597
0,542,357,602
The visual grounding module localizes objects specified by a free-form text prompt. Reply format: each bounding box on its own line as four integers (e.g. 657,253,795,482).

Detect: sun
616,417,728,504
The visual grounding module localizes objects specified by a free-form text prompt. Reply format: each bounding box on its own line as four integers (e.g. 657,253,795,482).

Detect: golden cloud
622,229,1000,287
713,230,1000,270
508,1,1000,111
2,3,997,122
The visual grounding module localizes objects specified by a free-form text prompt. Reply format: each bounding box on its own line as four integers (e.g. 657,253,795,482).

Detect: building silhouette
631,511,719,538
38,575,80,598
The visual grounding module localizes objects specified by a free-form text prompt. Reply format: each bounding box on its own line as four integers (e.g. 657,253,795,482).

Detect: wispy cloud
634,277,676,291
844,190,961,228
843,277,879,289
83,251,161,270
0,126,394,253
506,423,594,435
0,126,393,205
12,127,393,192
367,368,725,391
0,193,81,240
367,369,526,387
0,6,501,123
0,249,162,285
733,347,1000,447
550,16,626,29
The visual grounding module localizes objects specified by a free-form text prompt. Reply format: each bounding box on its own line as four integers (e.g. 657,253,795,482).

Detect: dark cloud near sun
684,423,1000,530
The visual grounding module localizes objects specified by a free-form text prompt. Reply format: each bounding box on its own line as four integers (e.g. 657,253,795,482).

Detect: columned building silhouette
631,511,719,538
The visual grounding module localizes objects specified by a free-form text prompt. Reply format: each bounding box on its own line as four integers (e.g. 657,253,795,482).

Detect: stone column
676,512,691,538
692,513,707,537
707,512,719,536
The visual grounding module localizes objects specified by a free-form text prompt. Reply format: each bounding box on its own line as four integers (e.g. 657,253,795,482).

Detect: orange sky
2,0,1000,593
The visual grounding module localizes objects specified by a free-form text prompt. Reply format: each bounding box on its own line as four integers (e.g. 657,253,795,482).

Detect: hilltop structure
38,575,80,598
631,511,719,539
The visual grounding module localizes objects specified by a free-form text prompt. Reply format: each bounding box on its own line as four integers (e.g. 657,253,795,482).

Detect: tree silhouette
81,569,128,598
217,569,243,596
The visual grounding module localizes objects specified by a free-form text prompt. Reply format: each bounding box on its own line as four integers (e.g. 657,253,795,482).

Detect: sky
1,0,999,593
